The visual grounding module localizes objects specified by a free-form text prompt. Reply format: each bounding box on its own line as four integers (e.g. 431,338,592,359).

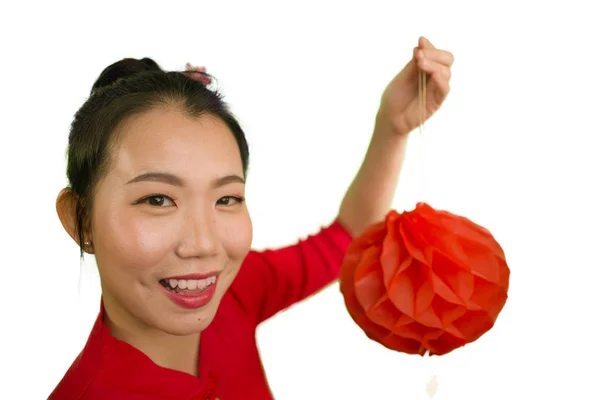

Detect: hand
377,37,454,137
183,63,212,85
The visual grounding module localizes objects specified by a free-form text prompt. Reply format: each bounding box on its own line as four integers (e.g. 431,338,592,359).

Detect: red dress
49,221,352,399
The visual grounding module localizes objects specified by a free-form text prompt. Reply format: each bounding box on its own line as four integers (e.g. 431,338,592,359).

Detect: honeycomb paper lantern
339,202,510,356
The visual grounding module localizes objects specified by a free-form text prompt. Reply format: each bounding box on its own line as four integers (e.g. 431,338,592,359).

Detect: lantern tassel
424,350,439,399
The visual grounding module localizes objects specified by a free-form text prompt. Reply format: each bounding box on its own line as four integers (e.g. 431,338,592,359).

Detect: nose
175,205,220,259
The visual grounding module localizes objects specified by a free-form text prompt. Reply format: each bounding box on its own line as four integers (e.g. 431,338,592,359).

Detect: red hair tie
183,62,212,86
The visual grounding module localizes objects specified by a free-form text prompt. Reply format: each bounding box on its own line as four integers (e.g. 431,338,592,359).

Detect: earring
84,240,91,246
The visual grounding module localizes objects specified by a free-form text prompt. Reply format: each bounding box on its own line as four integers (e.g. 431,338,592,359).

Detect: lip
159,276,219,309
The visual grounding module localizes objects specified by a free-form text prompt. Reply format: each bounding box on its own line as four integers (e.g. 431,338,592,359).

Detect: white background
1,1,599,399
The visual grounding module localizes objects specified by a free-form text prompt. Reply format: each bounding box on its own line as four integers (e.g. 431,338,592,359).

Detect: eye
216,196,244,206
138,194,175,207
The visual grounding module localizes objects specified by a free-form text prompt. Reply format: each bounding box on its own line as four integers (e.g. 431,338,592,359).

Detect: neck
102,295,201,377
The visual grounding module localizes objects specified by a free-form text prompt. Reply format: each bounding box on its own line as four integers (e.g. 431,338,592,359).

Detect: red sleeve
229,220,353,324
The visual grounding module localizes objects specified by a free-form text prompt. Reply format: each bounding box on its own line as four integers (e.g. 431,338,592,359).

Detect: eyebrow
126,172,245,188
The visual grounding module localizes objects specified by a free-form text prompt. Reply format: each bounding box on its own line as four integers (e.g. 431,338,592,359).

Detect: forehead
109,107,242,181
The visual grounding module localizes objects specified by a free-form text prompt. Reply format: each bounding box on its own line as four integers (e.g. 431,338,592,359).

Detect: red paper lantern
340,202,510,356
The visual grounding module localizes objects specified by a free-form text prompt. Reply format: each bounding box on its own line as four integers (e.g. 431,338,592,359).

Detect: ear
56,188,94,254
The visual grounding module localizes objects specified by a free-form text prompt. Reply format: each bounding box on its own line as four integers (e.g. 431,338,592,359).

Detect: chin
156,306,219,336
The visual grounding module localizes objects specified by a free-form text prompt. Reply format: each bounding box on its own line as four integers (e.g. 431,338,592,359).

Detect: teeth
167,276,216,290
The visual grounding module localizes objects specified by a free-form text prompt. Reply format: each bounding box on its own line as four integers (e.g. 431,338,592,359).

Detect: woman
50,37,453,399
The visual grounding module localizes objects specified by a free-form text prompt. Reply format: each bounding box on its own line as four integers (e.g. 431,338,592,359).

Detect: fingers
416,56,451,81
422,48,454,67
413,44,452,102
430,70,450,102
419,36,435,49
414,47,454,67
413,41,453,97
415,36,454,68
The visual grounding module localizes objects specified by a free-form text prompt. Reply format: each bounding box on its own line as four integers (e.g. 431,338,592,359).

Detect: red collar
81,301,218,399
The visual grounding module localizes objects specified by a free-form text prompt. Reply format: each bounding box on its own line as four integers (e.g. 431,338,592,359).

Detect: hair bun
91,57,162,94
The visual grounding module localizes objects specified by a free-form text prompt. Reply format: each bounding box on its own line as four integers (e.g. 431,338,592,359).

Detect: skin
57,107,252,375
57,36,453,377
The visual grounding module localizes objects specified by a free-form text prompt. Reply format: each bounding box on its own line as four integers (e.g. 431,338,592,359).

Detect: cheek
220,211,253,262
92,206,175,276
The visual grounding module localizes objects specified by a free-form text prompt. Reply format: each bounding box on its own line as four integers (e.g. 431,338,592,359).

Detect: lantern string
418,68,438,399
417,68,427,203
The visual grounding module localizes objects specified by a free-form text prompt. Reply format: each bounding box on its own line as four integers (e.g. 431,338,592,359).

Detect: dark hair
65,57,249,257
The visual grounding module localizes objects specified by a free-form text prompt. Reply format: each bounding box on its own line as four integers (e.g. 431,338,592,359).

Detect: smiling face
89,106,252,336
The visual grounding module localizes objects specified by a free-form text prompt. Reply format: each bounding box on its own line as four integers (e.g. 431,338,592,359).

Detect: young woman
49,37,454,399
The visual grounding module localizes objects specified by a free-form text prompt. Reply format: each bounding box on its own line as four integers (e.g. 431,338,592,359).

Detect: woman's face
89,106,252,335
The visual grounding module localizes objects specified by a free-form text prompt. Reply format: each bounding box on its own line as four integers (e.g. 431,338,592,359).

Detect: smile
159,275,219,309
159,276,216,294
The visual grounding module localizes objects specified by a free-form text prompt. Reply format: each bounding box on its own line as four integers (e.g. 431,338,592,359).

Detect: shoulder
48,353,95,399
51,376,156,400
48,310,107,400
224,220,353,321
